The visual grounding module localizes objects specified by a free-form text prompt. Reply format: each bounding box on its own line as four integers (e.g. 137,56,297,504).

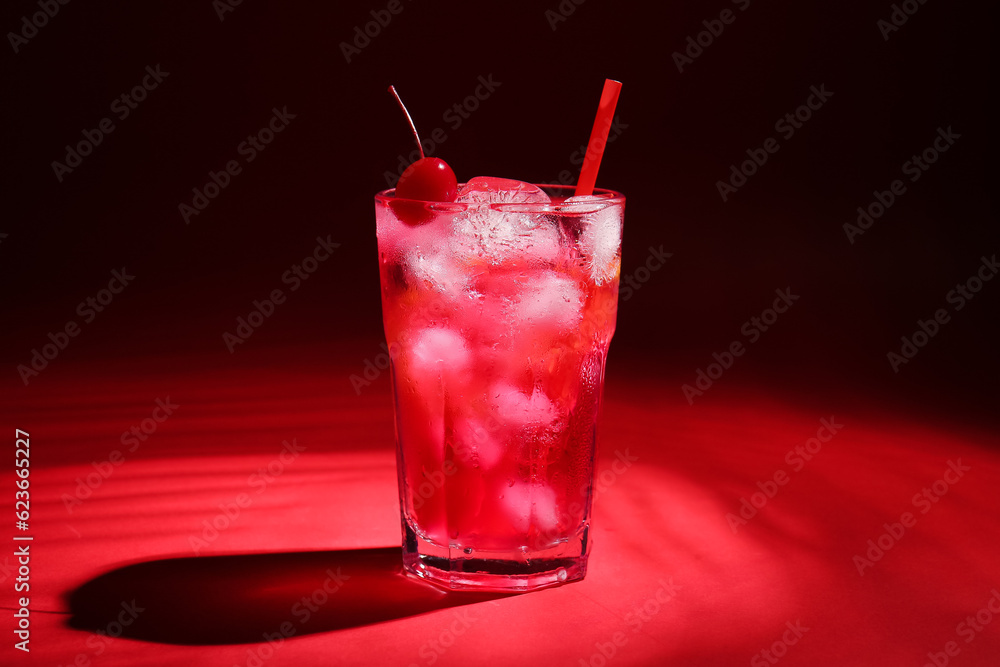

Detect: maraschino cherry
388,85,457,225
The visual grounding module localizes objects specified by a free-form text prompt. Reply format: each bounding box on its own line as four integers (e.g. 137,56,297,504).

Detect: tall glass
374,184,624,591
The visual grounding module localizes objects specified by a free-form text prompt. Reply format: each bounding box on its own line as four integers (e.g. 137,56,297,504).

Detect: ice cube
564,196,622,284
500,481,560,535
452,289,511,348
376,199,442,261
512,271,584,333
489,382,557,428
581,207,622,285
397,328,472,474
452,416,505,469
457,177,551,205
401,327,472,404
410,327,471,371
405,244,467,296
453,177,561,266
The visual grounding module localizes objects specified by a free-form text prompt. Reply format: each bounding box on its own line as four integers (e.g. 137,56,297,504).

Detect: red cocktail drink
375,178,624,591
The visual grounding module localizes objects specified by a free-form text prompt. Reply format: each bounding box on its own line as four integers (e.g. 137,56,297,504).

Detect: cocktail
376,82,624,591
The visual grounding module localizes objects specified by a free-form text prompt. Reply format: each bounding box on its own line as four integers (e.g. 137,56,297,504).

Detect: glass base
402,521,590,592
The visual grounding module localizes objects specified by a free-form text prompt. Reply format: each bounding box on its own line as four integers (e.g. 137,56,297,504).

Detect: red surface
3,342,999,666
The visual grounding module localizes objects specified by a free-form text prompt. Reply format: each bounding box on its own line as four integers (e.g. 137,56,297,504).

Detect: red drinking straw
574,78,622,197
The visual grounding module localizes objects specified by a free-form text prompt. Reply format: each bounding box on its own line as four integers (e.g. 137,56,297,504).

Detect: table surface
3,342,999,667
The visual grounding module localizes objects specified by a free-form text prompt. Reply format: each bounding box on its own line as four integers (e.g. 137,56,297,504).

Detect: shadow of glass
66,547,511,645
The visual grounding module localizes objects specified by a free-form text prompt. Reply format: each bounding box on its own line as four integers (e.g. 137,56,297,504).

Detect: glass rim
375,184,625,214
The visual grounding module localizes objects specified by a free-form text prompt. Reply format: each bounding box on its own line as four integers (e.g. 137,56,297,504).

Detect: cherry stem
388,85,425,160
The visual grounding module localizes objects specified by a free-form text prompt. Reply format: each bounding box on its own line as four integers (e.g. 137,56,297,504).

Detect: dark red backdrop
2,1,998,666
